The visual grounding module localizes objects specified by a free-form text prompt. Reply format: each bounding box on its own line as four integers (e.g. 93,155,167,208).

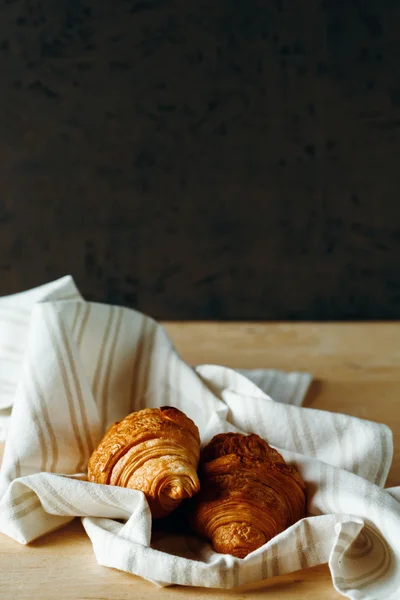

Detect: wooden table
0,322,399,600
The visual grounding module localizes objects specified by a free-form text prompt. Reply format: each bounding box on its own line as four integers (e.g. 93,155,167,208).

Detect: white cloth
0,276,81,441
0,277,399,599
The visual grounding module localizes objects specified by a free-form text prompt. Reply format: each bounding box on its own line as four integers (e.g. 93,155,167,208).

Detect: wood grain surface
1,322,399,599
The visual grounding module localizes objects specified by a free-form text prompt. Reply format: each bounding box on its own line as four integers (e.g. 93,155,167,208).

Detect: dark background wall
1,0,400,320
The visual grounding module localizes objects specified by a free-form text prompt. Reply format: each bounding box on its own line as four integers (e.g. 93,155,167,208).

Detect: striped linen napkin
0,277,399,599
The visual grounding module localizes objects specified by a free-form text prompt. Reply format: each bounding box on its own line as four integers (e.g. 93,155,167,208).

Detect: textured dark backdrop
1,0,400,319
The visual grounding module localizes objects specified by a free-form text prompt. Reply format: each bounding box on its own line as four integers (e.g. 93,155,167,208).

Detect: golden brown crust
189,433,306,558
88,407,200,518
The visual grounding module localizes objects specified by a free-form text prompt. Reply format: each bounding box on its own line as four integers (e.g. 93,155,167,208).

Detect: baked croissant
189,433,306,558
88,407,201,518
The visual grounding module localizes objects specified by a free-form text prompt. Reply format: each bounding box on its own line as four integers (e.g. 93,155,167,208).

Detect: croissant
189,432,306,558
88,407,201,518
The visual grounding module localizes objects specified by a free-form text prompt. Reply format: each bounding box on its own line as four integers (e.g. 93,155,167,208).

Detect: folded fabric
0,277,81,410
0,277,398,600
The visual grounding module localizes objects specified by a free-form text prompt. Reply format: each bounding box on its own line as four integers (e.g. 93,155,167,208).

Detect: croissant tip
212,523,268,559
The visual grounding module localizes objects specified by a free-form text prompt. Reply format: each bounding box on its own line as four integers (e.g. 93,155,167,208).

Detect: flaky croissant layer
189,433,307,558
88,407,201,518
